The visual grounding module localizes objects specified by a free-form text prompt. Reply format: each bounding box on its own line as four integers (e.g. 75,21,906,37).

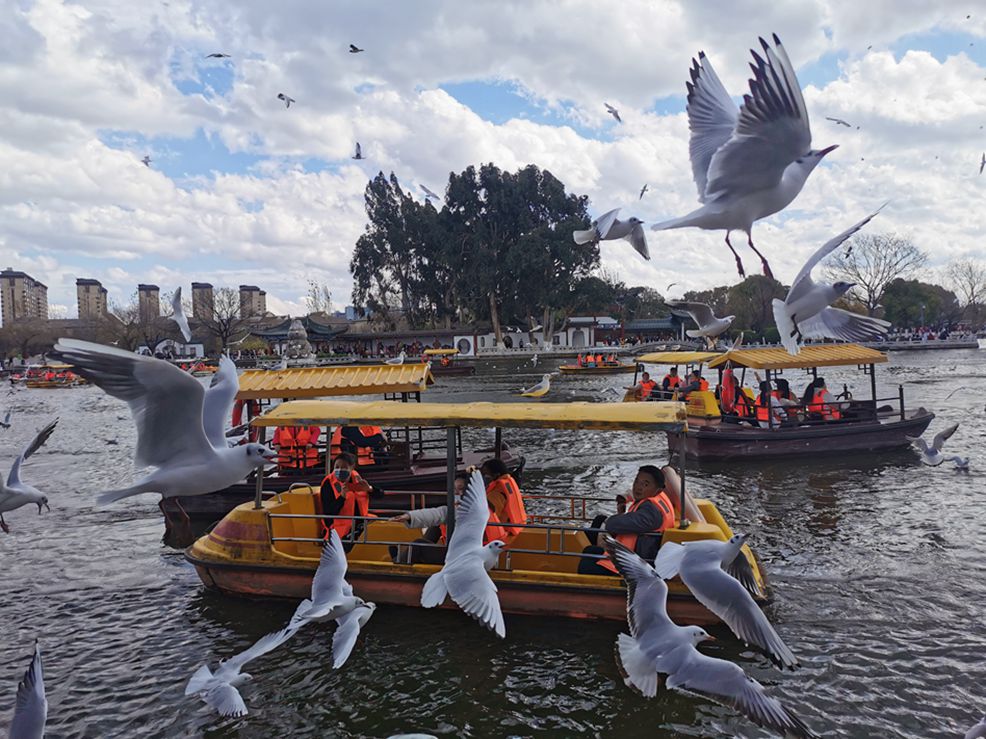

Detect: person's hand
466,465,478,474
616,494,627,514
391,513,410,524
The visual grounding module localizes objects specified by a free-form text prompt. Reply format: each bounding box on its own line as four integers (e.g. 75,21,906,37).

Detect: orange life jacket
663,374,682,389
319,474,373,539
810,390,841,420
440,506,507,546
735,390,754,417
275,425,320,468
295,426,320,467
599,492,676,574
755,394,772,423
486,475,527,544
639,379,657,399
231,399,262,441
595,354,603,364
330,427,376,466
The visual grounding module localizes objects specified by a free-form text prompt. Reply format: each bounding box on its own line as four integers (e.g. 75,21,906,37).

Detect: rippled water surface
1,349,984,738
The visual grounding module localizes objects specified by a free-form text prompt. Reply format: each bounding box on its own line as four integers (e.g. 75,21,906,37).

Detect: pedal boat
422,348,476,377
185,400,770,625
558,361,638,375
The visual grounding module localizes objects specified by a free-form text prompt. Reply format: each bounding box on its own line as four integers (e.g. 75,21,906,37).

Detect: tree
825,233,928,316
881,279,961,328
108,299,143,351
305,280,333,315
726,276,787,335
0,319,55,361
198,287,247,352
682,285,730,317
945,259,986,325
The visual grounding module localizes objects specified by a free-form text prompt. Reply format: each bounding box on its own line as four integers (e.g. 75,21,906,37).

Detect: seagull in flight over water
0,420,57,533
908,422,960,466
651,34,837,279
825,116,852,127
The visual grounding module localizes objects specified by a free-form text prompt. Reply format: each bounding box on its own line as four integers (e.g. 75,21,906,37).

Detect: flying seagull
530,353,539,368
288,530,375,668
907,422,960,466
10,641,47,738
421,470,507,637
653,535,797,669
825,116,852,127
666,301,734,346
48,339,277,503
651,34,837,279
0,420,57,533
141,155,152,167
185,626,298,717
170,287,192,343
349,44,364,53
353,142,364,160
420,184,441,201
772,209,890,355
205,52,230,58
949,455,970,471
980,153,985,175
604,103,622,123
572,208,650,260
1,410,11,430
603,536,817,738
519,373,552,398
277,93,295,108
639,183,648,200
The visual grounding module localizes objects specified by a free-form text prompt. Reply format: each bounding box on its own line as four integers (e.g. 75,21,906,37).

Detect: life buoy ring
720,367,736,413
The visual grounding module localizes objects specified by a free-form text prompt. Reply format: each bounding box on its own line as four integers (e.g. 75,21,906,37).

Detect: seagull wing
908,436,930,454
686,52,740,202
310,529,349,606
446,470,490,561
224,625,298,672
49,339,213,468
932,422,959,451
7,419,57,488
10,641,47,739
202,355,239,449
670,650,817,738
797,308,890,343
204,683,248,717
704,35,812,200
666,301,716,328
170,288,192,343
443,554,505,637
355,142,362,158
786,208,883,304
331,607,369,668
603,536,675,641
679,556,798,669
626,223,650,260
594,208,621,239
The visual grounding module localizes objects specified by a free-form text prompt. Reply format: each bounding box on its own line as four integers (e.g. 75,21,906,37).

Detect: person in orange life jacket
676,370,709,399
632,371,658,400
337,425,390,464
805,376,843,420
319,452,374,550
273,424,321,469
479,458,527,546
577,465,676,575
755,380,787,425
661,367,682,398
576,354,584,367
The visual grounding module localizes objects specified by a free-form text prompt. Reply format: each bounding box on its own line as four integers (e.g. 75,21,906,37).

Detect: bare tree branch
824,233,928,316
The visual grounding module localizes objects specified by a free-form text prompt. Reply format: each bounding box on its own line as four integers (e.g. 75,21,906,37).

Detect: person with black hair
676,369,709,399
318,452,374,549
479,458,527,546
578,465,676,576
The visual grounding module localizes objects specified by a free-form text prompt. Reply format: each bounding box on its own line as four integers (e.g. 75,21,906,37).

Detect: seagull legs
724,233,746,277
789,314,804,343
1,514,9,533
746,234,774,280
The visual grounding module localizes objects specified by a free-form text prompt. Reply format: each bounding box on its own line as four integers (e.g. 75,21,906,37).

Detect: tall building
137,284,160,324
191,282,214,319
239,285,266,318
0,268,48,325
76,278,108,320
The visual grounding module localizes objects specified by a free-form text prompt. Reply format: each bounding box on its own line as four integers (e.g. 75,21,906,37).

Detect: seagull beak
703,634,717,642
263,450,280,463
818,144,839,157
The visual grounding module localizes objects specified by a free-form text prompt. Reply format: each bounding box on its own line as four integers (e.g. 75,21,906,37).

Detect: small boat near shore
632,344,934,460
558,362,638,375
422,348,476,376
186,400,770,625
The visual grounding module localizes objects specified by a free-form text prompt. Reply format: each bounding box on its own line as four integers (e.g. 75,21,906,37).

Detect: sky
2,0,986,319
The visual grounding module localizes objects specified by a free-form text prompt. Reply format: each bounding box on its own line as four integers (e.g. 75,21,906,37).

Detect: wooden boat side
558,364,638,375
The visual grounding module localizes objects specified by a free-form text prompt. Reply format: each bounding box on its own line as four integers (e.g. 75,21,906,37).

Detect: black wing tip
698,50,707,59
772,32,782,46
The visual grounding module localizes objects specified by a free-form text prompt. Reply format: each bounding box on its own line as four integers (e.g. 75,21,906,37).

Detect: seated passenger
662,367,682,398
773,378,799,407
631,371,658,400
755,381,787,426
318,452,375,548
578,465,675,576
390,471,507,564
806,377,843,420
677,370,709,399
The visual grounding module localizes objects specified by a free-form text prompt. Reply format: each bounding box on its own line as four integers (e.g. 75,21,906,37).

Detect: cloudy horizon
2,0,985,319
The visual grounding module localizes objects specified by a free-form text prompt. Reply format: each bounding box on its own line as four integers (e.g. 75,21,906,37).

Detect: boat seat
502,528,592,574
349,520,423,562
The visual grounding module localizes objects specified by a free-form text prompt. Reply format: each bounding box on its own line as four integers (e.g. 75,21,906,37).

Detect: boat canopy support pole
494,427,503,459
765,369,773,429
899,384,905,420
253,465,264,510
445,427,456,539
676,432,687,527
869,364,877,418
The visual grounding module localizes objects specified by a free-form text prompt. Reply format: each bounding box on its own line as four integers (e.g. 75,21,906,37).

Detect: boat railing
712,390,908,428
265,513,638,566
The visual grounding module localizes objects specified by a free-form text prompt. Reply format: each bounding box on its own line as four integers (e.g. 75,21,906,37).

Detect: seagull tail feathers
772,299,800,355
96,481,158,505
289,598,314,629
572,228,597,245
615,633,658,698
684,329,702,339
420,571,448,608
185,665,213,695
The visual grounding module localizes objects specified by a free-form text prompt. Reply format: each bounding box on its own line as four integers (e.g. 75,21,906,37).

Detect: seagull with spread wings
0,420,57,533
170,287,192,343
9,641,47,738
666,301,734,347
573,208,650,260
652,35,837,279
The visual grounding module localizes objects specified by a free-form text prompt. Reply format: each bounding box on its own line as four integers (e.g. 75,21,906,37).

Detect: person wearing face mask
319,452,374,546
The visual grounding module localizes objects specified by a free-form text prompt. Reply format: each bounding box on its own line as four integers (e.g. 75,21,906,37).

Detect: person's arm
392,506,447,528
603,500,663,534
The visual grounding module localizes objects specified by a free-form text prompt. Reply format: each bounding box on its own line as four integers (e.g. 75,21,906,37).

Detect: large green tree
881,279,961,328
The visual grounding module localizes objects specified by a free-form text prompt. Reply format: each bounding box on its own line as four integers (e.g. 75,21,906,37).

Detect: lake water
1,348,983,737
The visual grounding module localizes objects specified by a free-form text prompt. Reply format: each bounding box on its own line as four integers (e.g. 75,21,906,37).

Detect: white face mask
334,468,352,482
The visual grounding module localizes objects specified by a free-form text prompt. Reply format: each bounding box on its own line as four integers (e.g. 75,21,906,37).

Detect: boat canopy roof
706,343,887,370
423,348,458,356
253,399,687,432
637,351,721,364
236,364,435,400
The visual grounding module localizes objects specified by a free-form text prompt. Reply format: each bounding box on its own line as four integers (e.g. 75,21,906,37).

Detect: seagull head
487,540,507,553
686,626,715,644
833,281,856,296
627,217,644,226
727,532,747,547
243,443,278,466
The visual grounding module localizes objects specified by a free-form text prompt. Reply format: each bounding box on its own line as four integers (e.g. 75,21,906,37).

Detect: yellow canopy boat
186,399,770,625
